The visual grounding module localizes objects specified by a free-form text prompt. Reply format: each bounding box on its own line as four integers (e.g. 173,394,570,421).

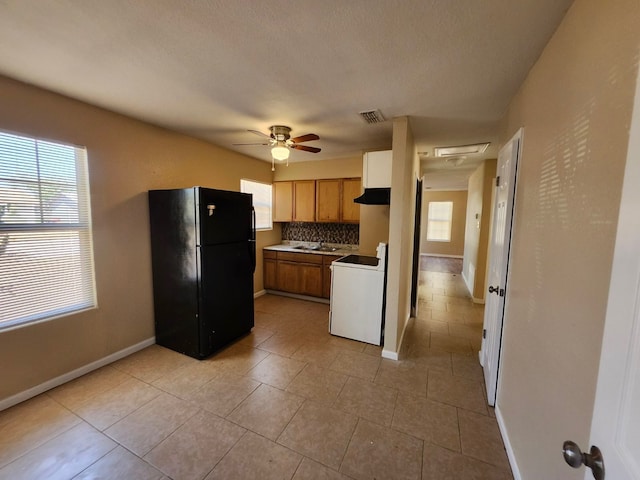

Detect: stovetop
335,254,379,267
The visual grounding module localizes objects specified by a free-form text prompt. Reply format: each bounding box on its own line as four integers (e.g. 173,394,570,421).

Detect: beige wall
384,117,419,356
420,190,468,256
497,1,639,478
462,160,496,301
474,160,496,300
273,156,361,181
359,205,390,255
0,75,280,401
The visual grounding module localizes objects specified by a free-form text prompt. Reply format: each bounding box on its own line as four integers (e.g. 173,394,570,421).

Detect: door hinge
483,329,487,339
496,176,501,187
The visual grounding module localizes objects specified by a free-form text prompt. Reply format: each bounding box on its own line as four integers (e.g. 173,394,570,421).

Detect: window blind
240,179,273,231
426,201,453,242
0,131,96,330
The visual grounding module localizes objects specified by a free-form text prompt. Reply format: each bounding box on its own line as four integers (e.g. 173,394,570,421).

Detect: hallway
405,261,512,477
0,260,512,479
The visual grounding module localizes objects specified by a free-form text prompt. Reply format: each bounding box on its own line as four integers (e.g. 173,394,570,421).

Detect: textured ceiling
0,0,573,189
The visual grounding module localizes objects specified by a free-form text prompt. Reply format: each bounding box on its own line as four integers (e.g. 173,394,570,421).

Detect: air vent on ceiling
434,142,490,157
359,109,386,124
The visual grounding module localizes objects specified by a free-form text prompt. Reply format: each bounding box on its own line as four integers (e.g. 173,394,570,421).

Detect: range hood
354,188,391,205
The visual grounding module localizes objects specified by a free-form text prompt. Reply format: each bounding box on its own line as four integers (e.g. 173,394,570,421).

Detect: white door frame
480,127,523,406
583,64,640,480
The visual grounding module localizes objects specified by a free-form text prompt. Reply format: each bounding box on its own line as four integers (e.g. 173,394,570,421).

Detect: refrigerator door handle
249,207,256,273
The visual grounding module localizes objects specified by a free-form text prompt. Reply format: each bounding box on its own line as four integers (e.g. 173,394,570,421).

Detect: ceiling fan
233,125,321,170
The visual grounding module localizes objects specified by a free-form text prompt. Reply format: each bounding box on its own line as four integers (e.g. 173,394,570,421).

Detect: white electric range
329,243,387,345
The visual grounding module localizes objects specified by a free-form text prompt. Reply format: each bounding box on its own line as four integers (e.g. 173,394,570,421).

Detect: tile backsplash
281,222,359,245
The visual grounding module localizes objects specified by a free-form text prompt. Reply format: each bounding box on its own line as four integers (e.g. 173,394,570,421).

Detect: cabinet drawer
263,250,277,260
277,251,323,264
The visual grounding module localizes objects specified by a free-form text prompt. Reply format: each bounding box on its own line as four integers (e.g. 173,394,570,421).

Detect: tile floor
0,269,513,479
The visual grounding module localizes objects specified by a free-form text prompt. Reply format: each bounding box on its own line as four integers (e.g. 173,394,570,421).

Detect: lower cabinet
263,251,278,290
264,250,328,298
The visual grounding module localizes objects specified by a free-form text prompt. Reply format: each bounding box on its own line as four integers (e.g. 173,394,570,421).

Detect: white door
480,128,522,406
577,67,640,480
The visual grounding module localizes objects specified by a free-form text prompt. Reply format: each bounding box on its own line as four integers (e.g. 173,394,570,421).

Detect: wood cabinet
341,178,361,223
273,178,361,224
263,250,278,289
273,180,316,222
273,181,293,222
316,179,341,222
315,178,361,224
264,250,330,298
322,255,343,298
293,180,316,222
275,251,323,297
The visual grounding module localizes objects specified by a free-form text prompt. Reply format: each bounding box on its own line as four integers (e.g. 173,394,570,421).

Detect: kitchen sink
294,245,319,251
293,245,338,252
317,246,339,252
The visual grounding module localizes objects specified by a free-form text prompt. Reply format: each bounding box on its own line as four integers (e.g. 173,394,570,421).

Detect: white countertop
264,242,360,256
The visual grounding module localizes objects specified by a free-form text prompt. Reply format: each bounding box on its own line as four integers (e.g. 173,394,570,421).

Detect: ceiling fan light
271,145,290,161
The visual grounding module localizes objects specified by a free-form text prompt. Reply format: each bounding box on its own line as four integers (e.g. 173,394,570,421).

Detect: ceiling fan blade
291,133,319,143
232,142,270,146
292,145,321,153
248,129,271,138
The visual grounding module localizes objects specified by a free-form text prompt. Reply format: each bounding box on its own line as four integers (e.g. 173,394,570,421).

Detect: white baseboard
381,349,399,360
495,405,521,480
381,313,410,361
254,289,267,299
0,336,156,412
462,271,474,297
420,253,464,258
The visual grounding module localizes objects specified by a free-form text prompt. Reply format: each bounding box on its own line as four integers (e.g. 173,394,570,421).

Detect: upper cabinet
341,178,361,223
273,177,361,224
316,179,341,222
293,180,316,222
316,178,361,224
363,150,392,188
273,181,293,222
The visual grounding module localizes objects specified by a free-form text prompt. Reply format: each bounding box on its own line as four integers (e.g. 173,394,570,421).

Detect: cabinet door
316,179,341,223
364,151,392,188
264,259,277,289
299,264,323,297
273,181,293,222
293,180,316,222
341,178,361,223
277,261,301,293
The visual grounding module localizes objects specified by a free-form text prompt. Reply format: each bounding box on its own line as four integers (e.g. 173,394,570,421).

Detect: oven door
329,262,384,345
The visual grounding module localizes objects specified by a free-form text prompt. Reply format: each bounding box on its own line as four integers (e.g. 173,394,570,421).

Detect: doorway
410,177,423,317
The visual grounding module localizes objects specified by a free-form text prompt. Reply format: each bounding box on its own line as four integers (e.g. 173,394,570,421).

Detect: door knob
562,440,605,480
488,285,499,294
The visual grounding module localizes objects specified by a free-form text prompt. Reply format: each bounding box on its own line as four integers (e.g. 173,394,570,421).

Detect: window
0,131,96,331
240,179,272,231
426,201,453,242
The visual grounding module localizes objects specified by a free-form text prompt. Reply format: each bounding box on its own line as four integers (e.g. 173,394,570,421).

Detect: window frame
240,178,273,231
426,201,454,242
0,129,96,332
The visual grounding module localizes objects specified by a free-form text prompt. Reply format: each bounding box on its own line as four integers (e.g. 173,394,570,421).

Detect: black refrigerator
148,187,256,359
